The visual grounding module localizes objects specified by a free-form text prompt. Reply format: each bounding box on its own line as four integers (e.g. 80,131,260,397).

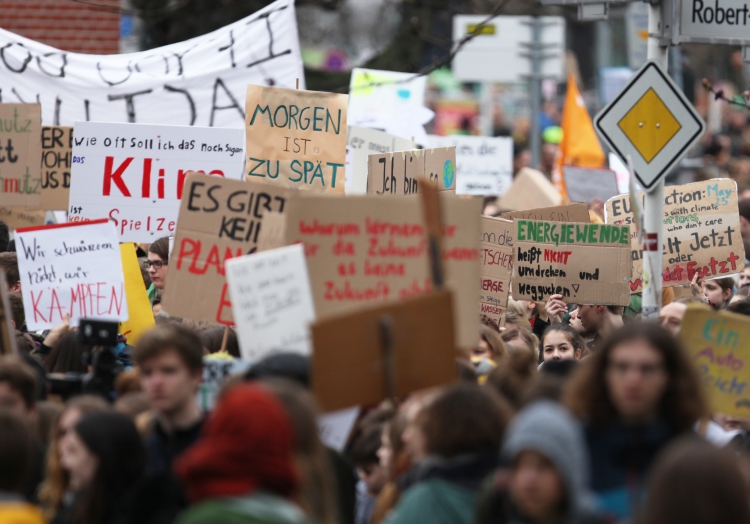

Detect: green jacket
385,479,476,524
177,492,313,524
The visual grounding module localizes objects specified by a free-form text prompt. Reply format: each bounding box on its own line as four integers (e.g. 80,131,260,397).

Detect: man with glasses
145,237,170,304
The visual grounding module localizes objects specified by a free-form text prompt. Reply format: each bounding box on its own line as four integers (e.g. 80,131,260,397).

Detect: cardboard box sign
679,305,750,420
312,290,457,412
0,270,17,355
40,126,73,211
497,168,560,211
501,202,591,223
366,147,457,195
512,219,632,306
256,212,287,253
346,126,415,195
0,207,45,230
479,216,513,326
245,85,348,193
605,179,745,293
0,103,42,208
161,173,288,325
563,166,620,205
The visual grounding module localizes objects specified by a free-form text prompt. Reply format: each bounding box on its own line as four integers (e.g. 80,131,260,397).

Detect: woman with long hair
540,324,585,364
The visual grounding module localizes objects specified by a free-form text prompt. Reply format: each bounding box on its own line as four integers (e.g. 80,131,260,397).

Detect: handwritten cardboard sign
0,207,45,231
501,202,591,223
563,166,620,205
429,135,513,196
245,85,348,193
366,147,457,195
0,270,16,355
15,219,128,330
40,126,73,211
68,122,245,242
497,168,561,211
118,243,154,346
0,104,42,208
512,220,632,305
679,305,750,420
225,244,316,362
479,216,514,326
284,192,481,349
161,173,287,325
346,126,415,195
605,179,744,293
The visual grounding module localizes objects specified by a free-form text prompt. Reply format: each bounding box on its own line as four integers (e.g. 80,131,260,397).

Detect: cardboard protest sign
563,166,620,204
312,290,456,412
512,220,632,305
679,305,750,420
256,212,287,252
480,217,514,326
161,173,287,325
118,243,154,346
0,207,45,230
0,270,17,355
605,179,744,293
245,85,347,193
0,104,42,208
429,135,513,196
15,219,128,330
497,168,561,211
40,126,73,211
501,203,591,223
367,147,456,195
225,244,316,362
68,122,245,242
346,126,415,195
284,192,481,349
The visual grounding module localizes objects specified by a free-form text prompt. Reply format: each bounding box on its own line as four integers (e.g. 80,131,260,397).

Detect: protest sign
40,126,73,211
0,207,45,230
118,243,154,346
256,212,287,253
366,147,457,195
0,0,303,128
15,219,128,330
605,179,744,292
679,305,750,420
480,216,514,326
512,220,632,305
68,122,245,242
563,166,620,204
501,203,591,223
346,126,415,195
197,356,253,411
319,407,360,451
245,85,347,193
0,270,16,355
225,244,316,362
284,192,481,349
429,135,513,196
161,173,287,325
497,168,561,211
312,290,456,412
0,104,42,208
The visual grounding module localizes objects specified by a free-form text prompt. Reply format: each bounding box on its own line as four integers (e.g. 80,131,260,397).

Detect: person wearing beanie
476,401,602,524
175,383,311,524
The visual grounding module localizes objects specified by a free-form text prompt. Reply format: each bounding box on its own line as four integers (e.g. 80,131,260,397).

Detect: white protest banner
563,166,620,204
429,135,513,196
346,126,415,195
68,122,245,242
225,244,316,362
15,219,128,330
0,0,303,128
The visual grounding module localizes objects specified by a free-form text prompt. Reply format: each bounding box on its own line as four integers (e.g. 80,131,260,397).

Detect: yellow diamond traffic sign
595,62,705,191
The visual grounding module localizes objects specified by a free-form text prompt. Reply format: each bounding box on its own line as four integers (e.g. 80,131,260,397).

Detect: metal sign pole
530,16,543,170
642,1,669,319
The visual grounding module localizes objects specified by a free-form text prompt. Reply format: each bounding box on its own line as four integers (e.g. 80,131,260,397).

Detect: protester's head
244,352,311,388
541,324,584,363
739,267,750,289
0,355,37,420
351,422,388,497
576,304,623,334
175,383,298,503
486,349,538,409
501,325,538,358
133,324,203,417
146,237,170,290
506,299,534,327
0,408,33,494
658,299,691,335
199,326,240,358
641,438,750,524
739,198,750,239
0,220,9,253
568,306,593,338
60,412,145,524
474,325,507,362
0,252,20,292
378,413,409,481
727,298,750,316
7,292,23,330
565,323,706,430
45,331,88,374
702,277,734,309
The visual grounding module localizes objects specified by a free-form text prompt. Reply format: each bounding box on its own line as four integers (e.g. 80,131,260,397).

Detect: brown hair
199,326,240,358
564,323,707,431
0,355,37,409
500,325,538,357
710,277,735,293
0,252,19,289
485,349,537,409
541,323,585,359
148,236,170,264
416,384,512,458
480,324,508,362
133,323,204,373
7,292,23,330
0,408,32,492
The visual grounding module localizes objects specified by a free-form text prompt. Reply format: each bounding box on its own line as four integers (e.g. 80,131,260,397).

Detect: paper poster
0,207,45,231
346,126,415,195
563,166,620,204
40,126,73,211
512,220,632,305
160,173,287,325
225,244,316,362
501,203,591,223
118,243,154,346
197,356,253,411
245,85,348,193
0,104,42,208
366,147,456,195
319,407,360,451
480,216,513,326
15,219,128,330
605,179,744,292
68,121,245,242
679,305,750,420
429,135,513,196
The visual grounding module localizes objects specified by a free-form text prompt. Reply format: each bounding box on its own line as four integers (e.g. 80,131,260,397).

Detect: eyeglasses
607,360,665,378
143,260,167,270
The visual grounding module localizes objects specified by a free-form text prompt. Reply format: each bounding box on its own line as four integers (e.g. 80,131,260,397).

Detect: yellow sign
467,24,496,35
118,243,154,346
679,305,750,419
618,88,681,163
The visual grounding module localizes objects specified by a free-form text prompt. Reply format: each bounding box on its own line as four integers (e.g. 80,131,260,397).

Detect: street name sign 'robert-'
675,0,750,45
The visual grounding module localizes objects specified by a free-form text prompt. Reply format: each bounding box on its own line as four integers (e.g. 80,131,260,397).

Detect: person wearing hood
476,401,603,524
